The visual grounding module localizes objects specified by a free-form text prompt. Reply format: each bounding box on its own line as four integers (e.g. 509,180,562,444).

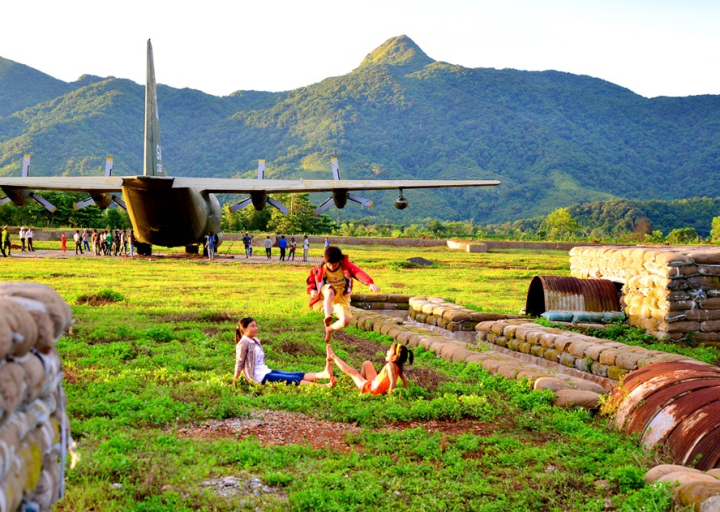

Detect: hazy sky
2,0,718,98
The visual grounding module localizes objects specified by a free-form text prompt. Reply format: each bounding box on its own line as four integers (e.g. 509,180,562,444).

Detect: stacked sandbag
408,296,522,332
350,294,411,311
475,319,705,382
0,282,73,512
570,246,720,342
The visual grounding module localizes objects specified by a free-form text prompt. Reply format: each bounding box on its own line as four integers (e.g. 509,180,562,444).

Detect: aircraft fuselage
122,177,221,247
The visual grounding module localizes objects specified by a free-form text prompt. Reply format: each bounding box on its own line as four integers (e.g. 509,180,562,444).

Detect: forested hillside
1,36,719,224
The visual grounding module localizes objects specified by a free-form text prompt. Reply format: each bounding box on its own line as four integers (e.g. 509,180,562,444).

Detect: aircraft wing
172,177,500,194
0,175,499,194
0,176,125,193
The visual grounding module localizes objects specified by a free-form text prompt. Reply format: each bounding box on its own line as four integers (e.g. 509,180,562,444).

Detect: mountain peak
359,35,433,70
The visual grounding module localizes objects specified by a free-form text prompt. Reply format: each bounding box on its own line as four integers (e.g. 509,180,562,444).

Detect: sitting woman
327,343,413,395
232,317,336,387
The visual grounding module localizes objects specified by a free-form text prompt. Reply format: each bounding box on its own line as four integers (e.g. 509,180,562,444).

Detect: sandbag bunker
570,245,720,343
0,283,73,512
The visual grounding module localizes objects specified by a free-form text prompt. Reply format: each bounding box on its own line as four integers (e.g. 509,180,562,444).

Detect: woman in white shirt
232,317,336,387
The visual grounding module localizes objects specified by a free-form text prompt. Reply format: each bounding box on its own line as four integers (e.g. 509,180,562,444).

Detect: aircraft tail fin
144,39,166,177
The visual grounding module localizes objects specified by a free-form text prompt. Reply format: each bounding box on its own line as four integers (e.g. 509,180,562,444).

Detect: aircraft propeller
229,160,289,214
312,158,374,216
73,158,127,211
0,155,57,212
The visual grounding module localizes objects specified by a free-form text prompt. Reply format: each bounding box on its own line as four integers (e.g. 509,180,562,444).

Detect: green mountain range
1,36,719,224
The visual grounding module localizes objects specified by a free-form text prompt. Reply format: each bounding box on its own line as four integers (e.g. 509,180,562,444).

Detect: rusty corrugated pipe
610,362,720,470
525,276,620,316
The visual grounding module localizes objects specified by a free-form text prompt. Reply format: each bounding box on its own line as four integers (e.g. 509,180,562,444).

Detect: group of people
2,226,37,256
244,234,311,262
60,228,136,257
233,245,414,395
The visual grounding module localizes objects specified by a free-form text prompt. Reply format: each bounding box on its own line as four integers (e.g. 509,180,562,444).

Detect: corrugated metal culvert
525,276,620,316
611,362,720,470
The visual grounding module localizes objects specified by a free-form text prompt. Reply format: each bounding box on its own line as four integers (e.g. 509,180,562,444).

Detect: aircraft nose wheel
135,242,152,256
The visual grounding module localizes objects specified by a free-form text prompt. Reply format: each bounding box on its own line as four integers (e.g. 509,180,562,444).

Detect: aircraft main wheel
185,245,199,254
136,242,152,256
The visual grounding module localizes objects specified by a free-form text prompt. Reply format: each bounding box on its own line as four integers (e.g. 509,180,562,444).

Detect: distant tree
711,216,720,243
666,228,699,245
542,208,578,240
644,230,664,244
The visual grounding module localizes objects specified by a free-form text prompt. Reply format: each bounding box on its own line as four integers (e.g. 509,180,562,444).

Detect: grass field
3,244,689,511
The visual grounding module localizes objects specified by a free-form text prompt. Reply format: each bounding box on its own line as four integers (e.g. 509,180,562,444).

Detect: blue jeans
261,370,306,386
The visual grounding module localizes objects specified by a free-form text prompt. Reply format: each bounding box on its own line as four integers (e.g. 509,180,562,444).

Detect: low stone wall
475,318,705,382
408,296,523,332
571,245,720,342
0,283,73,512
350,294,411,311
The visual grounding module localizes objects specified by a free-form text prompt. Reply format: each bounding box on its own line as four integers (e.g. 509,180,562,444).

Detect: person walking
264,236,272,259
289,237,297,261
60,232,67,253
128,230,135,258
19,226,26,252
82,229,90,252
26,227,34,251
92,230,99,255
106,231,113,256
303,235,309,262
324,237,330,248
278,235,288,261
242,232,251,258
205,231,215,260
1,226,10,257
73,230,83,254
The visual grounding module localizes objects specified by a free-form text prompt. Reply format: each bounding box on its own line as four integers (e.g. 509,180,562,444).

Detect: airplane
0,40,500,256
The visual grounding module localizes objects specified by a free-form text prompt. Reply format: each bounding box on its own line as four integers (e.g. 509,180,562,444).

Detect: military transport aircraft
0,40,500,256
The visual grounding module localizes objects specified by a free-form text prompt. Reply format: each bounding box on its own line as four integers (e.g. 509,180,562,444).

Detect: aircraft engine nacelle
251,192,268,210
91,193,113,209
395,195,409,210
333,190,349,209
0,186,31,206
215,232,223,248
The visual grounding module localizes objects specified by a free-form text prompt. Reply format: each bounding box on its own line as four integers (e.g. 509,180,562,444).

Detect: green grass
3,245,691,511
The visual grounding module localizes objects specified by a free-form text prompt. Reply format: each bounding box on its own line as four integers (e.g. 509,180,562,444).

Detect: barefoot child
232,317,336,387
307,246,380,342
327,343,412,395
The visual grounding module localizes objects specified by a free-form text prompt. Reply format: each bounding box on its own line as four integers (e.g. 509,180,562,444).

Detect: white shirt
264,238,273,249
19,228,26,238
244,336,272,382
26,229,33,238
73,233,81,242
303,239,309,249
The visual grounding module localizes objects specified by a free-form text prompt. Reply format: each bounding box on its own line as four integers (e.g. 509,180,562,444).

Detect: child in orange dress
327,343,413,395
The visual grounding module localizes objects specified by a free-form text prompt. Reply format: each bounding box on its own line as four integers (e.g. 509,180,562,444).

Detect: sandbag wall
408,296,522,332
475,319,706,382
0,283,73,512
570,246,720,343
350,294,411,311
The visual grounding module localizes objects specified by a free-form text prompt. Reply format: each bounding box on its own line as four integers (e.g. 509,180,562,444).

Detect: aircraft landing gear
135,242,152,256
185,245,199,254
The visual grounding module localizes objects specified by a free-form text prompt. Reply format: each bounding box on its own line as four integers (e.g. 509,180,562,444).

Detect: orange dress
361,363,399,395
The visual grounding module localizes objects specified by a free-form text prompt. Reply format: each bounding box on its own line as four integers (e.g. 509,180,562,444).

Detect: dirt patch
333,331,385,361
274,340,321,358
176,411,361,452
405,367,452,393
75,299,117,307
406,257,434,266
389,283,407,289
